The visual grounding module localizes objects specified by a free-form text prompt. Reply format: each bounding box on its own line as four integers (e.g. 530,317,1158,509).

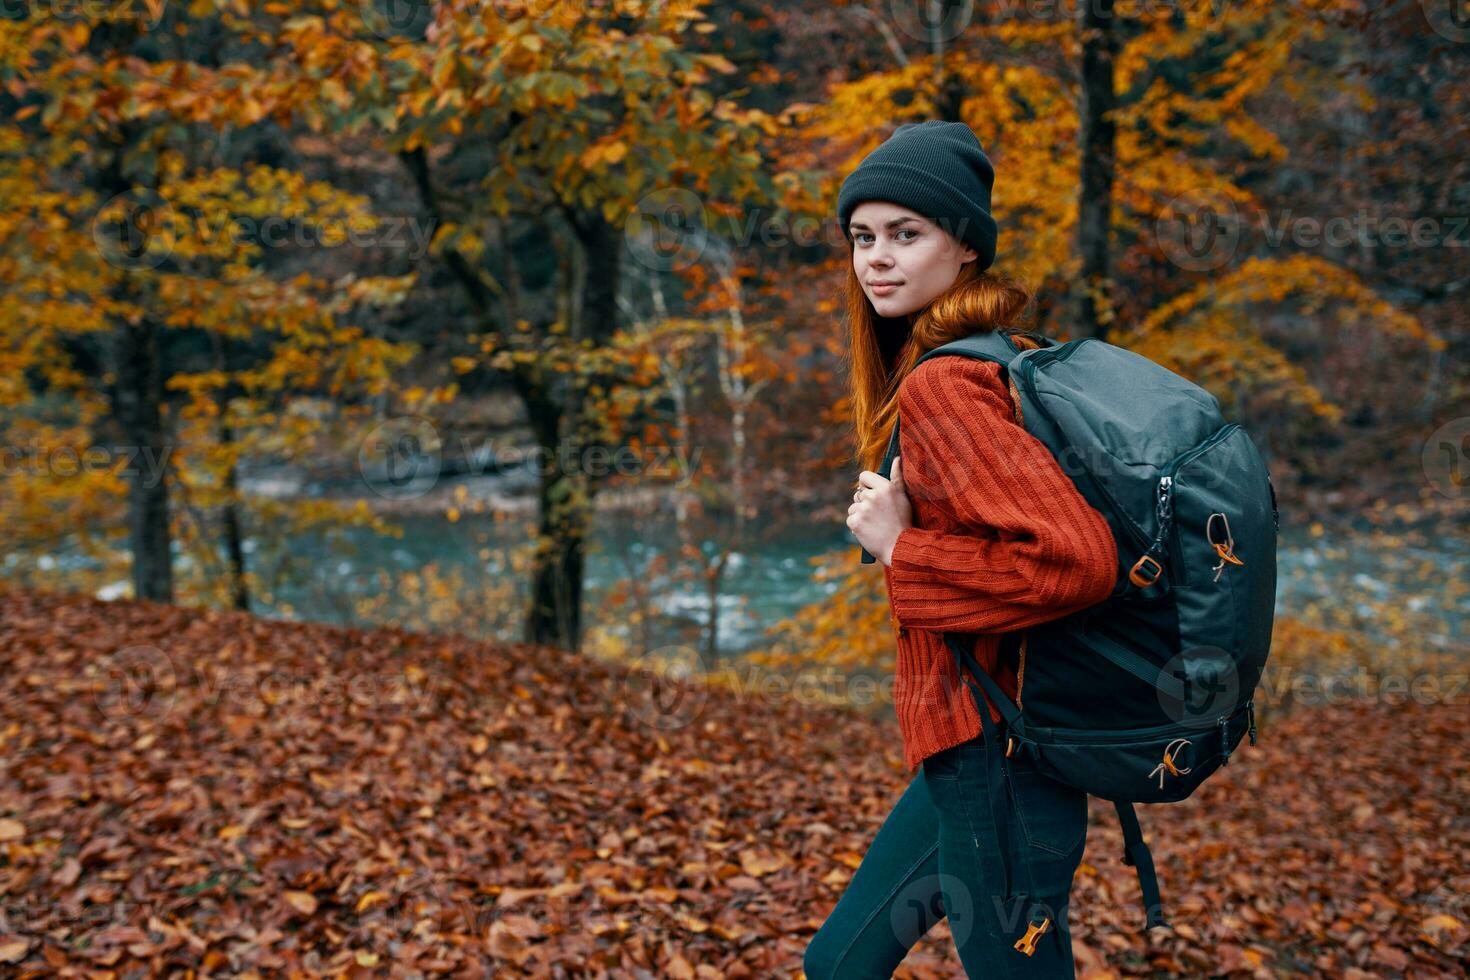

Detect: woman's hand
847,456,913,566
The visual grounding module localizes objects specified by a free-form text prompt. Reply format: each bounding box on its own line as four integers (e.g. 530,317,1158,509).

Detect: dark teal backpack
860,329,1279,932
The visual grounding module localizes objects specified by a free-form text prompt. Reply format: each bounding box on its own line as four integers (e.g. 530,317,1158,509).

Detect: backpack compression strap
944,632,1171,932
1114,801,1169,929
942,634,1052,955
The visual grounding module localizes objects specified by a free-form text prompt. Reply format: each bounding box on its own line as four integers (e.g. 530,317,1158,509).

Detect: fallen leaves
0,586,1465,977
736,848,792,878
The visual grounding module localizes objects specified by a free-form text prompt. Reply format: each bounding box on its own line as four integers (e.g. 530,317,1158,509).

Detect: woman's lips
871,282,902,296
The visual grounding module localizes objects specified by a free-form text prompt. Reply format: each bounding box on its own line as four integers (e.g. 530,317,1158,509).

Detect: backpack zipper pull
1218,715,1231,765
1247,700,1257,746
1155,477,1174,541
1128,477,1175,589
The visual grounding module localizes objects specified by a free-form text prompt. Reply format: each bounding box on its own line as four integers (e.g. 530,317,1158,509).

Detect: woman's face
848,201,978,320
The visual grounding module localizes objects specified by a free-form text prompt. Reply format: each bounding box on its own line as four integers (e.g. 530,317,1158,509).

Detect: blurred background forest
2,0,1467,708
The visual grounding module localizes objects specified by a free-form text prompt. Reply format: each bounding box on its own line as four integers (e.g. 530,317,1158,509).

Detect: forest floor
0,586,1465,978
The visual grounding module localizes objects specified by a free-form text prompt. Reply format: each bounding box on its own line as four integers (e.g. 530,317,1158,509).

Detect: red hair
844,257,1042,476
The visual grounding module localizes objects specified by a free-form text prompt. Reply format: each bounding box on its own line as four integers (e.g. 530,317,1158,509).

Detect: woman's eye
854,230,917,245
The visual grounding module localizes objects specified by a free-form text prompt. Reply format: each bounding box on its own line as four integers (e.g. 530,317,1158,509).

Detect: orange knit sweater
881,354,1119,774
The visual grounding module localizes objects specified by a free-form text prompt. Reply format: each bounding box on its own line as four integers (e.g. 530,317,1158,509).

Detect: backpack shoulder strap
858,330,1055,564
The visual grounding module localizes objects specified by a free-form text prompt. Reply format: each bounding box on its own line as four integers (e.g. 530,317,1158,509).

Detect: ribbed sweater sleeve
884,356,1118,633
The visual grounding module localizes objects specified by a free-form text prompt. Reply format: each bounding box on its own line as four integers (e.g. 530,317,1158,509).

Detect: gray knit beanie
837,120,998,272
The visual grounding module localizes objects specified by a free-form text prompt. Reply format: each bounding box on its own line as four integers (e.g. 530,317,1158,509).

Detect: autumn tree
256,0,783,651
0,5,417,605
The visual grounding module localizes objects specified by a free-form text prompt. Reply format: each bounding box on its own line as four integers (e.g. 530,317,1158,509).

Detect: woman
803,121,1119,979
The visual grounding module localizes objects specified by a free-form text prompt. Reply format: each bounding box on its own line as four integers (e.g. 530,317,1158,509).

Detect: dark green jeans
803,726,1089,979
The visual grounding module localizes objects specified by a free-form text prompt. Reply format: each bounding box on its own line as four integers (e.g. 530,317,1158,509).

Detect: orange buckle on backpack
1128,553,1163,588
1005,736,1017,759
1014,916,1051,956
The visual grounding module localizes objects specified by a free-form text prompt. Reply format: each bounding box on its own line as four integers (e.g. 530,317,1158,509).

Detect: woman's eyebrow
849,217,922,232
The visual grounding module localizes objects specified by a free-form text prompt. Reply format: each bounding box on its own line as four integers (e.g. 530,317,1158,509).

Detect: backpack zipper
1163,423,1240,480
1151,425,1242,586
1130,475,1176,587
1025,701,1250,745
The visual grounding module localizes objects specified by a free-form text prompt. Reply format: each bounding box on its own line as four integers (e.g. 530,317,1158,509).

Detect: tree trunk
220,421,250,612
211,333,250,611
522,384,590,651
112,316,174,602
397,146,620,655
1075,0,1118,341
96,131,174,603
521,206,622,652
